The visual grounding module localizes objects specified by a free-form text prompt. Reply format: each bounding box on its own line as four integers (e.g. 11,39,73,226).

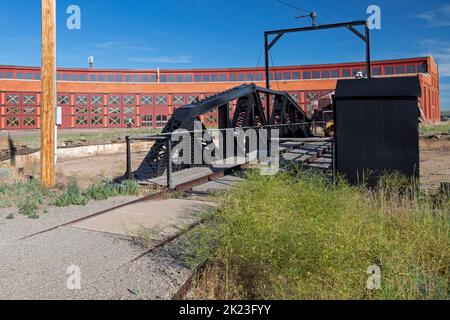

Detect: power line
269,51,281,91
252,45,264,82
275,0,311,13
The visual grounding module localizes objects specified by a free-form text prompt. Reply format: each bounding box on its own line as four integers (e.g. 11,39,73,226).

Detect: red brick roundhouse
0,56,440,130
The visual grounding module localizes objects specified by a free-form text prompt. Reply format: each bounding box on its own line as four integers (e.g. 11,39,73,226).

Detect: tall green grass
0,178,140,218
188,170,449,300
420,123,450,136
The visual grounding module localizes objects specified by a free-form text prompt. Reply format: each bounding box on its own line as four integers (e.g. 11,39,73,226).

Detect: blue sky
0,0,449,110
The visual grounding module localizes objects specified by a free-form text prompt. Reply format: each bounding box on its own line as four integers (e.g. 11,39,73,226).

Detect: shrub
52,179,87,207
0,179,48,209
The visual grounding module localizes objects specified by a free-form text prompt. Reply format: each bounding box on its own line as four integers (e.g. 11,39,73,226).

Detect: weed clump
0,179,50,218
52,179,87,207
53,179,140,207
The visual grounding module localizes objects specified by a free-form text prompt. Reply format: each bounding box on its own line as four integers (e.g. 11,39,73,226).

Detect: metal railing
125,121,334,189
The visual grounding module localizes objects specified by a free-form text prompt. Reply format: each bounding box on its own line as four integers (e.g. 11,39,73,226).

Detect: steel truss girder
134,84,313,181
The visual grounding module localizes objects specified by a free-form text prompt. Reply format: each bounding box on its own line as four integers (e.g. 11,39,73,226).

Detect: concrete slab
148,157,247,187
71,199,215,237
193,175,245,193
280,142,304,149
149,167,213,187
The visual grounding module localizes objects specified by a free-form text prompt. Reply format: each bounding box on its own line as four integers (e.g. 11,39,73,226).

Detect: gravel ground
0,196,195,300
0,226,192,300
0,196,138,243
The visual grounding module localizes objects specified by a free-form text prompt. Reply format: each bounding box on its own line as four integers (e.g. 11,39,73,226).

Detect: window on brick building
395,66,405,74
156,115,168,127
406,65,416,73
417,63,427,73
330,70,339,78
384,66,394,75
141,115,153,127
372,67,381,76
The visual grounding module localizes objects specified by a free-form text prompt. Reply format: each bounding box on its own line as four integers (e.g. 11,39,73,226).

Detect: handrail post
166,138,174,190
126,136,132,180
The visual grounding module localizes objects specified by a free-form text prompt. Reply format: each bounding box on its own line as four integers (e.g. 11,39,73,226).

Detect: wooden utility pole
41,0,56,187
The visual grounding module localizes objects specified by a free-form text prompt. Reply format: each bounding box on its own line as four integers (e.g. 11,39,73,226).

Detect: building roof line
0,56,433,74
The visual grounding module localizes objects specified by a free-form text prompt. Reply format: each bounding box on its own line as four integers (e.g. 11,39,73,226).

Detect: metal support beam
264,33,271,125
365,24,372,79
265,20,367,36
126,136,132,180
166,138,174,190
346,25,366,42
268,32,284,50
218,103,230,158
264,19,372,89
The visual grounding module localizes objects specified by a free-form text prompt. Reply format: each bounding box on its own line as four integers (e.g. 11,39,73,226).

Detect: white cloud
419,39,450,77
93,41,154,52
415,4,450,27
127,55,192,64
439,64,450,78
93,41,119,49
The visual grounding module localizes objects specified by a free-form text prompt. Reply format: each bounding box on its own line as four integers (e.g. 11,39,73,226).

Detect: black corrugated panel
334,77,421,186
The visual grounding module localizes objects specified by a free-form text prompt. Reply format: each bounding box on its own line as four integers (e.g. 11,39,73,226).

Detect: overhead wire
275,0,311,13
252,45,264,82
269,51,281,91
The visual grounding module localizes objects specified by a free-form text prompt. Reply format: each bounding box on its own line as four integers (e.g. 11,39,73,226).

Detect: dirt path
420,139,450,190
55,151,148,188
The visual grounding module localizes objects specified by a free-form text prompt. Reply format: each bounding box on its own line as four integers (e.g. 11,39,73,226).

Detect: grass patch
0,177,140,218
0,179,51,218
420,123,450,136
130,225,162,248
187,170,449,300
52,179,140,207
52,180,87,207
